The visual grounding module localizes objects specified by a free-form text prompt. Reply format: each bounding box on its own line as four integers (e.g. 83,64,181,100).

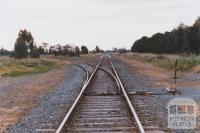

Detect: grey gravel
112,58,200,133
7,65,85,133
183,72,200,81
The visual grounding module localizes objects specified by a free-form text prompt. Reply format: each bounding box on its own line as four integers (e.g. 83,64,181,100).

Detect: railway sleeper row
57,56,165,133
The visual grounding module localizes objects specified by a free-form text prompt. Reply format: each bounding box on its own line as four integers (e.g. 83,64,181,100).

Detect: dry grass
120,53,200,72
193,65,200,73
0,56,57,77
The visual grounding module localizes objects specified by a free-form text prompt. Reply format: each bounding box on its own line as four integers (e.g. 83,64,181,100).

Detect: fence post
174,59,177,92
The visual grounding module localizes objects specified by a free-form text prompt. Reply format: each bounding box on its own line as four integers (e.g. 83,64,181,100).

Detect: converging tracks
56,55,145,133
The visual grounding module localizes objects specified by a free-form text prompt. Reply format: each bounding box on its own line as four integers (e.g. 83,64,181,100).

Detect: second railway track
56,55,145,133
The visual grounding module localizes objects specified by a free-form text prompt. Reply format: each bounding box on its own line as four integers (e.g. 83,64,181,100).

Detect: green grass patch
0,57,57,77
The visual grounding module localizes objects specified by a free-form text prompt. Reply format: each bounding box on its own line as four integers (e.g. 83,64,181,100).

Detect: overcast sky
0,0,200,50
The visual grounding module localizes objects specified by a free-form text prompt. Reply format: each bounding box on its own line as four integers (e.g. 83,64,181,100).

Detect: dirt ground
0,68,67,132
116,55,200,89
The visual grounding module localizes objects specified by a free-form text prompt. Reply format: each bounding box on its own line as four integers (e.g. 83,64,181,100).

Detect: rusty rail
108,57,145,133
55,57,104,133
87,63,121,94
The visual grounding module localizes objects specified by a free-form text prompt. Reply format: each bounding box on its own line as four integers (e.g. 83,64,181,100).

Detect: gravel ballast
112,57,200,133
7,65,85,133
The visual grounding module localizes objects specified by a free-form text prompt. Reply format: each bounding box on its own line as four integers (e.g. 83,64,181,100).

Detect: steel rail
108,58,145,133
55,57,104,133
87,63,121,94
76,64,90,87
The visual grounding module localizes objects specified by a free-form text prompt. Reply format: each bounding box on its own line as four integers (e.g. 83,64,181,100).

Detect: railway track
56,56,145,133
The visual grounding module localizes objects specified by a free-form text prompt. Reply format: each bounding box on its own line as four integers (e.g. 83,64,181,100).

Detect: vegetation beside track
0,57,59,77
0,54,97,77
119,53,200,72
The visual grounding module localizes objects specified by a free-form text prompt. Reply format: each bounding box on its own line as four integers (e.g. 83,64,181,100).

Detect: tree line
131,17,200,55
0,29,103,58
0,48,11,56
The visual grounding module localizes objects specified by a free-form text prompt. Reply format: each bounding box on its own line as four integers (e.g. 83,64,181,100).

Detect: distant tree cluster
48,44,81,57
14,29,40,58
112,47,129,54
1,29,104,58
0,48,11,56
48,45,103,56
12,29,92,58
131,17,200,55
90,46,104,54
81,45,89,54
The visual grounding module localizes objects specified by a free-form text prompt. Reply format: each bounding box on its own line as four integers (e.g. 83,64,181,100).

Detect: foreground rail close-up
56,55,163,133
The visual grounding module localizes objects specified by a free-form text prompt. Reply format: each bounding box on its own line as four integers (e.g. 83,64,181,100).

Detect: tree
13,29,38,58
75,46,80,56
42,42,49,54
131,17,200,55
95,46,100,53
18,29,35,51
188,26,200,54
14,37,28,58
48,44,81,57
38,46,45,55
118,48,127,54
81,45,89,54
63,44,71,55
112,48,118,52
30,48,40,58
0,48,11,56
193,17,200,27
53,44,64,56
42,42,49,49
174,25,184,54
188,18,200,54
68,46,80,57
